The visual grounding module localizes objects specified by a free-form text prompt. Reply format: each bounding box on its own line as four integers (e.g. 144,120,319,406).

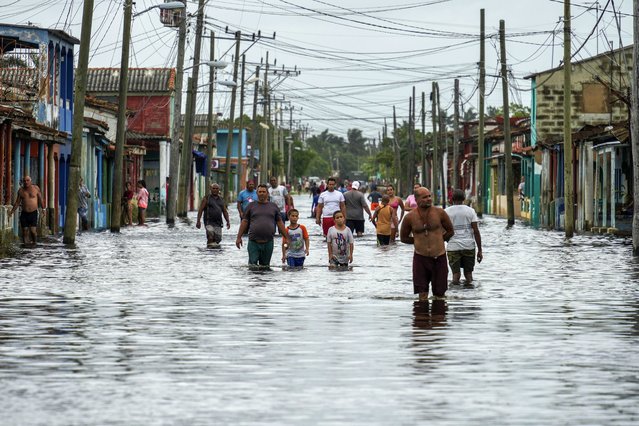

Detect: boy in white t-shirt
444,189,483,284
326,210,354,268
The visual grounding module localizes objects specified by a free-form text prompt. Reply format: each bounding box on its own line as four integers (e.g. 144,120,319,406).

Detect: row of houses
438,45,632,235
0,23,249,237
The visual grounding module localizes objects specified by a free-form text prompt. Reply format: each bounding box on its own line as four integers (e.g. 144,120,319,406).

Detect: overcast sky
1,0,635,141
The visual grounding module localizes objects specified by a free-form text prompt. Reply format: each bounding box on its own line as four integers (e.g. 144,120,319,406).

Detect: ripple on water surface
1,197,638,425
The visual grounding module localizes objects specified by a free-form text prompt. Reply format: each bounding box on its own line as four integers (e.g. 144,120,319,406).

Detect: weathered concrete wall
534,48,632,143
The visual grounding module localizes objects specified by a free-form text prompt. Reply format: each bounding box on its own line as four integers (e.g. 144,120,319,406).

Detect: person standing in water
385,183,405,243
196,183,231,247
445,189,482,285
326,210,354,268
400,187,454,301
8,176,45,245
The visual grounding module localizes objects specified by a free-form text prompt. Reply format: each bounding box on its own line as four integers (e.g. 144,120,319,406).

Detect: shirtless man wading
400,187,454,301
9,176,45,245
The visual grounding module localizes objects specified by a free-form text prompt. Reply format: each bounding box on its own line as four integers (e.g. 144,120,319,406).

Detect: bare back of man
400,188,454,300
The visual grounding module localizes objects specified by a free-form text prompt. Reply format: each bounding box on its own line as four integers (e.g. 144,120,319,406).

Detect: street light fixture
218,80,238,88
133,1,185,17
184,60,228,71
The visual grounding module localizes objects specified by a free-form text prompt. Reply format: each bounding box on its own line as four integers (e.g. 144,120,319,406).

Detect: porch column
13,138,21,196
594,151,599,227
610,148,616,229
159,140,168,208
584,142,593,228
602,151,608,228
24,140,31,179
0,124,5,205
47,144,56,233
38,142,45,191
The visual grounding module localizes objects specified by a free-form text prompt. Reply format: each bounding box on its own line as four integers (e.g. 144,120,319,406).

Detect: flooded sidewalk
1,195,638,425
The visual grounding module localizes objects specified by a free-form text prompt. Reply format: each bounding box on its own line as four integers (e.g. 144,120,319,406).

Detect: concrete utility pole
236,53,246,194
62,0,94,244
421,91,427,187
166,0,187,225
431,82,439,205
109,0,133,233
223,31,241,203
249,65,260,180
453,78,460,189
564,0,575,237
477,8,486,217
206,33,216,189
632,0,639,254
500,20,515,226
178,0,205,217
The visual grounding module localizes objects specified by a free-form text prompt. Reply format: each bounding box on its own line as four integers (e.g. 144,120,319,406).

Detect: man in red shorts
400,187,454,301
315,177,346,238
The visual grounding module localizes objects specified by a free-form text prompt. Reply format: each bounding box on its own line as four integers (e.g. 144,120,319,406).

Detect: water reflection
1,196,639,424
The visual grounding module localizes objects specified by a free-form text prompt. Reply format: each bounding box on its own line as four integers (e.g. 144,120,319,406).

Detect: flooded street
1,194,638,425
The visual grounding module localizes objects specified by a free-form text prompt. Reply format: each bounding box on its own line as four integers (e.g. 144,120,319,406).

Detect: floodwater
1,195,638,425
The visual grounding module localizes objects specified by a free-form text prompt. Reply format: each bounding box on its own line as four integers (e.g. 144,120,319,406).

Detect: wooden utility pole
477,8,486,217
421,91,427,187
224,31,241,202
632,0,639,254
393,105,400,194
437,82,446,207
249,65,260,180
431,82,439,204
206,33,216,189
260,52,270,179
564,0,575,237
410,94,415,192
453,78,460,189
63,0,94,244
500,19,515,226
166,0,187,225
109,0,133,233
236,53,246,194
178,0,206,217
410,86,417,189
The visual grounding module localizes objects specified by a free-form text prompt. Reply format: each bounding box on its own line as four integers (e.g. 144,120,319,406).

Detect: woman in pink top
385,184,405,242
136,179,149,226
404,183,421,212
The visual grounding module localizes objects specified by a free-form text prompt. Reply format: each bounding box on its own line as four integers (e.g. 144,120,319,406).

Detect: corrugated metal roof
86,68,176,93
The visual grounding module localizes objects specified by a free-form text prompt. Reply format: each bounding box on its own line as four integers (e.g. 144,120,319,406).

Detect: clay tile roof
86,68,176,93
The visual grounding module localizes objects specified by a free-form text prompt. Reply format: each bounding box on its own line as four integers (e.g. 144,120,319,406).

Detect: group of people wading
197,176,483,300
9,173,482,300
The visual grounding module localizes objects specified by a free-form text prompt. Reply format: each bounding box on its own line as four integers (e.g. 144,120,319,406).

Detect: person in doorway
8,176,45,245
404,183,421,212
237,180,258,220
518,176,526,201
445,189,482,285
268,176,290,226
236,184,288,268
400,187,454,301
386,183,405,243
326,210,354,268
367,184,383,211
281,208,310,268
464,184,473,206
316,177,346,238
78,177,91,231
136,180,149,226
372,194,397,246
197,182,231,247
344,181,372,237
123,182,134,226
